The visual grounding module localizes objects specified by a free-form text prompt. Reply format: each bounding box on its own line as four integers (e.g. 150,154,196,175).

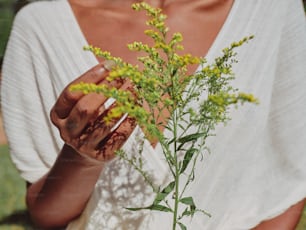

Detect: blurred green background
0,0,29,65
0,0,306,229
0,145,33,229
1,2,48,229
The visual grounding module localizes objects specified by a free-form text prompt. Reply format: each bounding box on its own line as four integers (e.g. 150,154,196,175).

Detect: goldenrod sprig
71,2,257,230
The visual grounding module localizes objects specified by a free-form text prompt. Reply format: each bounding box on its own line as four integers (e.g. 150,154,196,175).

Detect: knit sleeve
1,5,59,183
268,0,306,171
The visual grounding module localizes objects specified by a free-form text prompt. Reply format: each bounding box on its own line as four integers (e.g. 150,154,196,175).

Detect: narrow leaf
178,222,187,230
181,207,192,217
180,148,197,174
125,206,148,211
180,197,196,210
178,132,206,144
126,204,173,213
180,197,197,218
154,181,175,204
167,137,176,145
149,204,173,212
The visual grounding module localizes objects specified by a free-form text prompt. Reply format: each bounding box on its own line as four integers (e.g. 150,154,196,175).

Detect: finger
62,76,125,137
78,104,128,152
68,101,119,146
52,60,115,119
93,116,137,162
65,77,136,138
62,93,106,138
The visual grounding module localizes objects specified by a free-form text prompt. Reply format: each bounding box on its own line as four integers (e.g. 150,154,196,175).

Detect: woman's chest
70,0,233,66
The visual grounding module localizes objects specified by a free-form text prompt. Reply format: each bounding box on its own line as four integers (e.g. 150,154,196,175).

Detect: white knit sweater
1,0,306,229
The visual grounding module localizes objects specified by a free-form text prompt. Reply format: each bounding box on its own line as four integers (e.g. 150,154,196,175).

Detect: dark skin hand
25,0,305,228
27,63,137,227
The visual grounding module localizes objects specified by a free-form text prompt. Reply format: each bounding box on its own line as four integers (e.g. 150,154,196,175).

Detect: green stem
172,161,180,230
172,110,179,230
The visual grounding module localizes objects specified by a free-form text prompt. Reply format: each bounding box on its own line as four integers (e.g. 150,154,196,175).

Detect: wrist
61,144,106,167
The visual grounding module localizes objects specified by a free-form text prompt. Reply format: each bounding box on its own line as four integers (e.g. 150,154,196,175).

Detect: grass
0,145,34,230
0,144,305,229
0,0,14,60
299,213,306,230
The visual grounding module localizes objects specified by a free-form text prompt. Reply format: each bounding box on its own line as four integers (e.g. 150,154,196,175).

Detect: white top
1,0,306,229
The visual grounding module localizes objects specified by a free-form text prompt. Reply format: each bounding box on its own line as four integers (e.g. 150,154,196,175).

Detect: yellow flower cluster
71,3,258,229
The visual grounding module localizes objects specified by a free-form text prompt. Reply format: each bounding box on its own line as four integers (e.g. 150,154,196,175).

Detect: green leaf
149,204,173,212
153,181,175,204
180,197,196,212
125,207,148,211
180,197,197,218
181,207,192,217
178,132,206,144
178,123,186,131
178,222,187,230
180,148,197,174
126,203,173,213
167,137,176,145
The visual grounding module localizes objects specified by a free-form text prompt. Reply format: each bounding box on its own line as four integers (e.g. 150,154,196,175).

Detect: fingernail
103,60,116,71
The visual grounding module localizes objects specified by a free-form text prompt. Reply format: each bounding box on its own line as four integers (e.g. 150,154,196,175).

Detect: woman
1,0,306,229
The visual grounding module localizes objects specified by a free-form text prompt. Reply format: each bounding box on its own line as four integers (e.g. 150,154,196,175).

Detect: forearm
26,61,134,228
26,144,104,228
252,198,305,230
